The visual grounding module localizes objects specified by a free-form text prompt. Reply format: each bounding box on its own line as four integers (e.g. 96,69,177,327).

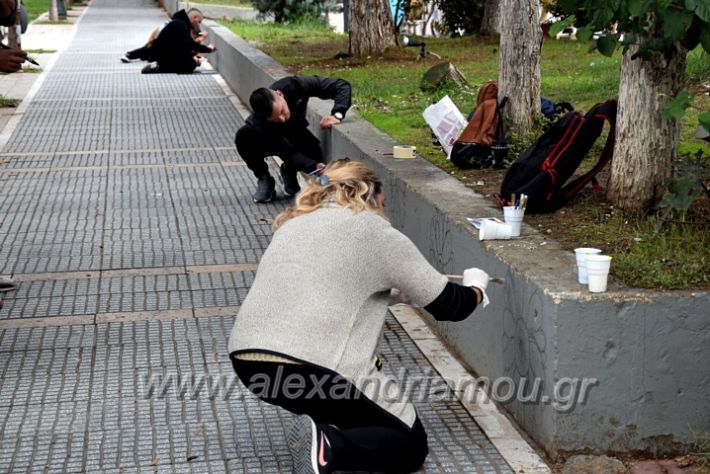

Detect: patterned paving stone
0,0,516,472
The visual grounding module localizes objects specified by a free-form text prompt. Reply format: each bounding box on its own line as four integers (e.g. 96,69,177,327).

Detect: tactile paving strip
0,315,512,472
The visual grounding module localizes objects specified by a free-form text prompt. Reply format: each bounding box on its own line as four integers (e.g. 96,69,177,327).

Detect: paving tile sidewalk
0,1,518,472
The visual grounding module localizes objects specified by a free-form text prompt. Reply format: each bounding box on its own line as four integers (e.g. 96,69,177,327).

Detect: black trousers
231,356,428,472
156,58,198,74
240,127,324,179
126,45,152,61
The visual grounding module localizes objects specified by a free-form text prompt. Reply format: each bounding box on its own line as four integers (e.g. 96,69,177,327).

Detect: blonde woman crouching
229,159,491,474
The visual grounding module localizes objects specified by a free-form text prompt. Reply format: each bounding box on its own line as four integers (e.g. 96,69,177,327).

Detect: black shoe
141,63,160,74
0,276,17,293
288,415,332,474
280,163,301,197
120,54,130,63
253,175,276,203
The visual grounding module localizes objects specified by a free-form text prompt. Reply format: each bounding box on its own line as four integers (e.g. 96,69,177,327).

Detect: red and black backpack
497,99,617,213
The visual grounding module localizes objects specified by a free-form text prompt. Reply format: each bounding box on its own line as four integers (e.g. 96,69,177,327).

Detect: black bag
497,100,617,213
451,97,509,169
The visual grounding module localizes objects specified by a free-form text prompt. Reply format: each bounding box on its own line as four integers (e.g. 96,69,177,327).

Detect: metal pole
343,0,349,34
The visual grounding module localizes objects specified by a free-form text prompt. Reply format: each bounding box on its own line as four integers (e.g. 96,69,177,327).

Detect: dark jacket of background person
235,76,352,173
150,9,211,73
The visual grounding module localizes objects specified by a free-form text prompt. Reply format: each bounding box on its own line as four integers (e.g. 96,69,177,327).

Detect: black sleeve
168,22,212,54
424,282,478,322
181,31,212,54
298,76,352,118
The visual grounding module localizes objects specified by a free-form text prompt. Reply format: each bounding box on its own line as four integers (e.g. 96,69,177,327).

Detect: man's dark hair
250,88,276,119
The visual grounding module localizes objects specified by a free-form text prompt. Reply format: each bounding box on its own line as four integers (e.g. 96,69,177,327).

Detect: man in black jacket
143,8,215,74
235,75,352,203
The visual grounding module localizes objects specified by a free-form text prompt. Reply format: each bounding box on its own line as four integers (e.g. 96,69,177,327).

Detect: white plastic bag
422,95,467,158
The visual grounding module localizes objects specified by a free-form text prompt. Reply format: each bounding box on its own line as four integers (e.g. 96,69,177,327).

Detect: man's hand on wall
320,115,341,130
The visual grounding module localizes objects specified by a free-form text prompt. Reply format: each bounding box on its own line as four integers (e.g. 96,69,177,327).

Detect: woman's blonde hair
273,159,384,230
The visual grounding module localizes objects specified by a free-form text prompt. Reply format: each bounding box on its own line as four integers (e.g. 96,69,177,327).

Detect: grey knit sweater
228,205,448,426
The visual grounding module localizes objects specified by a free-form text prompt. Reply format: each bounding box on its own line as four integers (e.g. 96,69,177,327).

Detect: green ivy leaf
576,26,593,43
549,15,576,37
628,0,643,16
597,34,618,56
661,176,701,213
686,0,710,23
699,112,710,132
661,90,693,121
663,12,694,42
557,0,579,14
591,8,615,28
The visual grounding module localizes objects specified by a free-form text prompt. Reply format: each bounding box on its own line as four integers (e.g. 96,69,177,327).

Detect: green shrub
434,0,485,36
251,0,338,23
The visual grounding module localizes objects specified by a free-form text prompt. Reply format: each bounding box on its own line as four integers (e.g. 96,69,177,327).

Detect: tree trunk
349,0,396,57
50,0,59,22
607,43,687,213
498,0,541,133
480,0,501,36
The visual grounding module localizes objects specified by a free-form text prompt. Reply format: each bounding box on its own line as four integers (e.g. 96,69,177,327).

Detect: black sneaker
288,415,332,474
253,175,276,203
0,276,17,293
120,54,130,63
280,163,301,197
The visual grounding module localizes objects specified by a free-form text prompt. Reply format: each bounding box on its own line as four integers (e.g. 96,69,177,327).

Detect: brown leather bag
457,81,499,146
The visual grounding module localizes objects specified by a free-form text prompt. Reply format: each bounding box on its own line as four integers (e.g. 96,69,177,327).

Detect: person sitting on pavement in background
234,75,352,203
0,0,27,73
121,20,208,63
141,8,215,74
229,159,491,473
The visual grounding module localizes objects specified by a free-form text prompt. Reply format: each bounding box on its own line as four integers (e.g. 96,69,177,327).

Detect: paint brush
445,275,505,284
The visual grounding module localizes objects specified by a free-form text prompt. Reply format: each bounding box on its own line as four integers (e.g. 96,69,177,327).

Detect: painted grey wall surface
156,1,710,457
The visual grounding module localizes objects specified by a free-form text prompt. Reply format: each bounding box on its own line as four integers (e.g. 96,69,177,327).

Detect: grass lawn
222,18,710,290
22,0,89,23
0,95,19,107
22,0,50,22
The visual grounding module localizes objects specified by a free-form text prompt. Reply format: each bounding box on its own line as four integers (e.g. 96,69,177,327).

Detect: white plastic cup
503,206,525,237
479,219,512,241
586,255,612,292
574,248,602,284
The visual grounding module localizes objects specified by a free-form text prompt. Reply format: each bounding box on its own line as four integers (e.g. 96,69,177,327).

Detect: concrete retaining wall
158,0,710,458
161,1,259,20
